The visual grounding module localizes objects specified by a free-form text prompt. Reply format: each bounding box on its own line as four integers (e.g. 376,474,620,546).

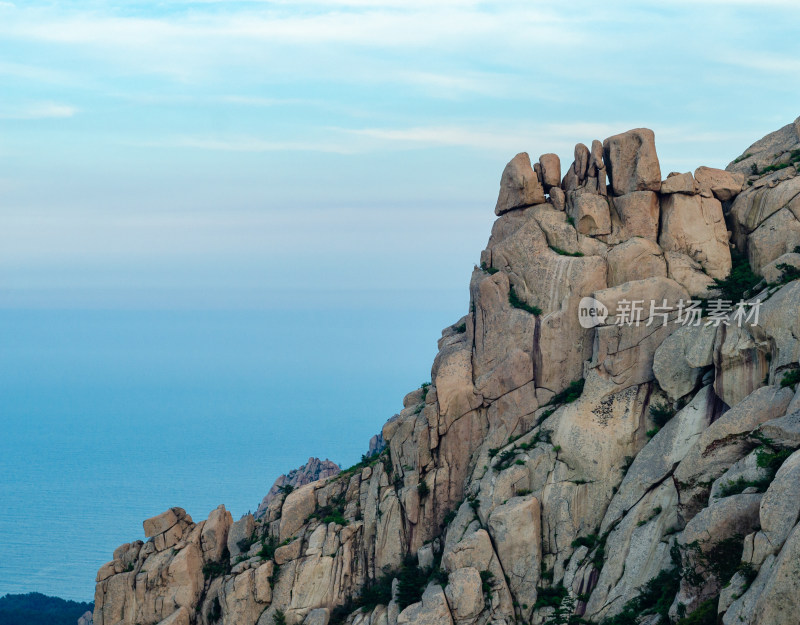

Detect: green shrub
273,610,287,625
780,369,800,388
775,263,800,285
756,446,793,473
550,245,584,257
649,402,675,427
675,597,717,625
708,251,760,302
600,567,681,625
207,598,222,623
417,481,430,498
508,284,542,315
396,557,429,609
452,322,467,333
571,534,598,549
717,475,773,498
202,547,231,579
646,428,659,439
480,262,500,275
534,584,568,610
549,379,585,405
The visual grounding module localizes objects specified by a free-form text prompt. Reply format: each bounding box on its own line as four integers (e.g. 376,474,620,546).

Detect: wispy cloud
0,101,78,119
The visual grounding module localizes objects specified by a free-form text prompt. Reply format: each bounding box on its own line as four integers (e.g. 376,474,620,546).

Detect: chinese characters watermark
578,297,761,330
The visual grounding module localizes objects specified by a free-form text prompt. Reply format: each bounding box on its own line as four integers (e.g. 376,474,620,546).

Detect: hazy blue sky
2,0,799,309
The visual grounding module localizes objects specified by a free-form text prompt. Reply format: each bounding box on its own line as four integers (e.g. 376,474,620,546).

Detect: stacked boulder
93,117,800,625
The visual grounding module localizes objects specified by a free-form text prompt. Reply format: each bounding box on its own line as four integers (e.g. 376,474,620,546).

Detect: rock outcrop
256,458,341,519
94,118,800,625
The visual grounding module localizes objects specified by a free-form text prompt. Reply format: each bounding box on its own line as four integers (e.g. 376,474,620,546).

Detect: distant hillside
0,592,93,625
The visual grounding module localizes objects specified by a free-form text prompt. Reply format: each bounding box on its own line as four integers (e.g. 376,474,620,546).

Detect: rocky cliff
93,117,800,625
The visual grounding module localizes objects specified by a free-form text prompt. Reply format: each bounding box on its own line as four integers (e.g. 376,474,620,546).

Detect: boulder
444,568,484,621
279,486,317,543
487,496,541,615
694,166,745,201
550,186,566,211
660,172,696,195
664,251,716,298
566,191,611,236
603,128,661,195
201,505,233,562
495,153,546,215
726,115,800,175
143,509,180,538
659,193,731,280
397,585,453,625
606,237,666,287
612,191,660,241
653,324,715,402
761,252,800,285
758,411,800,449
747,208,800,273
757,450,800,559
228,514,256,559
539,153,561,190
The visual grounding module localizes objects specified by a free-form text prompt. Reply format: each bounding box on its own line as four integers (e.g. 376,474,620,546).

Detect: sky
1,0,799,310
1,0,800,601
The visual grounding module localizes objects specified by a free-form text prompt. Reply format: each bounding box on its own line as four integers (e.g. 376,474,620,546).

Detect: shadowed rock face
94,119,800,625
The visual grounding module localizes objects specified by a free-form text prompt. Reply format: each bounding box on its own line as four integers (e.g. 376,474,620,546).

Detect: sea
0,297,464,601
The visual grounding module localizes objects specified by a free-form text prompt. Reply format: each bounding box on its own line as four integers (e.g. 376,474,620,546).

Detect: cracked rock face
94,118,800,625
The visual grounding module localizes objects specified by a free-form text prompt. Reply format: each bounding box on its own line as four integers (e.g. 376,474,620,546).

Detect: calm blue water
0,302,463,601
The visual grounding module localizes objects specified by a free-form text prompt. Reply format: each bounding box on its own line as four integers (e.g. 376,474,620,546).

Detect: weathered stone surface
257,458,340,519
549,186,565,211
156,607,190,625
539,153,561,190
143,508,180,538
713,322,771,408
487,496,541,615
672,494,763,617
653,324,715,401
603,128,661,195
694,166,745,201
566,191,611,236
612,191,660,241
758,410,800,449
709,448,770,500
726,115,800,175
674,385,793,520
728,175,800,252
601,385,715,532
202,505,233,562
228,514,256,558
495,153,546,215
606,237,666,287
659,193,731,280
444,568,484,621
664,251,716,297
279,486,317,543
747,207,800,273
397,585,453,625
757,450,800,559
761,252,800,284
660,172,696,195
592,277,688,389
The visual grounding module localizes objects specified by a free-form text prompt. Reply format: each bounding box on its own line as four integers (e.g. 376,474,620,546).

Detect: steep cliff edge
93,118,800,625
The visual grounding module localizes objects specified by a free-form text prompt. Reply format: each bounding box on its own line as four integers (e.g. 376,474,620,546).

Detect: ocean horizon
0,296,465,601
